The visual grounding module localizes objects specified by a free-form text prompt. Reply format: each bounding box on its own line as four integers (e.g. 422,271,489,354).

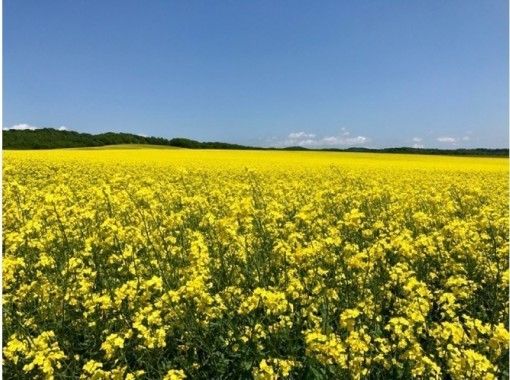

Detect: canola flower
2,149,509,379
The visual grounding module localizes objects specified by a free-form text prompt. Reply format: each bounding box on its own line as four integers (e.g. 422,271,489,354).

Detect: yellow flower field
3,149,509,379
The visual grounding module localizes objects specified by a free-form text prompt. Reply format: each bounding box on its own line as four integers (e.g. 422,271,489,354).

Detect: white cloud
288,131,316,139
437,136,456,143
322,136,339,144
282,129,368,147
412,143,424,149
299,139,317,146
285,131,316,146
334,135,367,145
412,137,422,142
435,135,472,145
8,123,38,130
4,123,69,131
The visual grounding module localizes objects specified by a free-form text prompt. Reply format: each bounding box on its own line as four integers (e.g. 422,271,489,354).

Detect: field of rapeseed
3,149,509,379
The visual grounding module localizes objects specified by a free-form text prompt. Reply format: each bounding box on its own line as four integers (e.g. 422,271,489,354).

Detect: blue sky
4,1,508,148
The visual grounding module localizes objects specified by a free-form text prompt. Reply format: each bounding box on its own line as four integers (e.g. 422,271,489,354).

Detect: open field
68,144,184,150
3,149,509,379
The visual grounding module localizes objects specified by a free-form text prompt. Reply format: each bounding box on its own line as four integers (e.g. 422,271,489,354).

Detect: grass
68,144,183,150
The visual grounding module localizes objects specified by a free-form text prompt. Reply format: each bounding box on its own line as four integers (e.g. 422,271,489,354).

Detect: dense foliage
2,129,258,151
3,149,509,379
3,128,508,156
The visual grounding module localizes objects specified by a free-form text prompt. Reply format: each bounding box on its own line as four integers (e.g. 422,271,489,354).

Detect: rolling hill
2,128,508,156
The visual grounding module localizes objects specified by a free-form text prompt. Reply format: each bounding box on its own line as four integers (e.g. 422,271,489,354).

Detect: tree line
3,128,508,157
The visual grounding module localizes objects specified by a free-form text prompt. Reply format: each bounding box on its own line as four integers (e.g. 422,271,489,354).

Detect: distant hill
2,128,508,157
328,146,509,157
2,128,261,151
